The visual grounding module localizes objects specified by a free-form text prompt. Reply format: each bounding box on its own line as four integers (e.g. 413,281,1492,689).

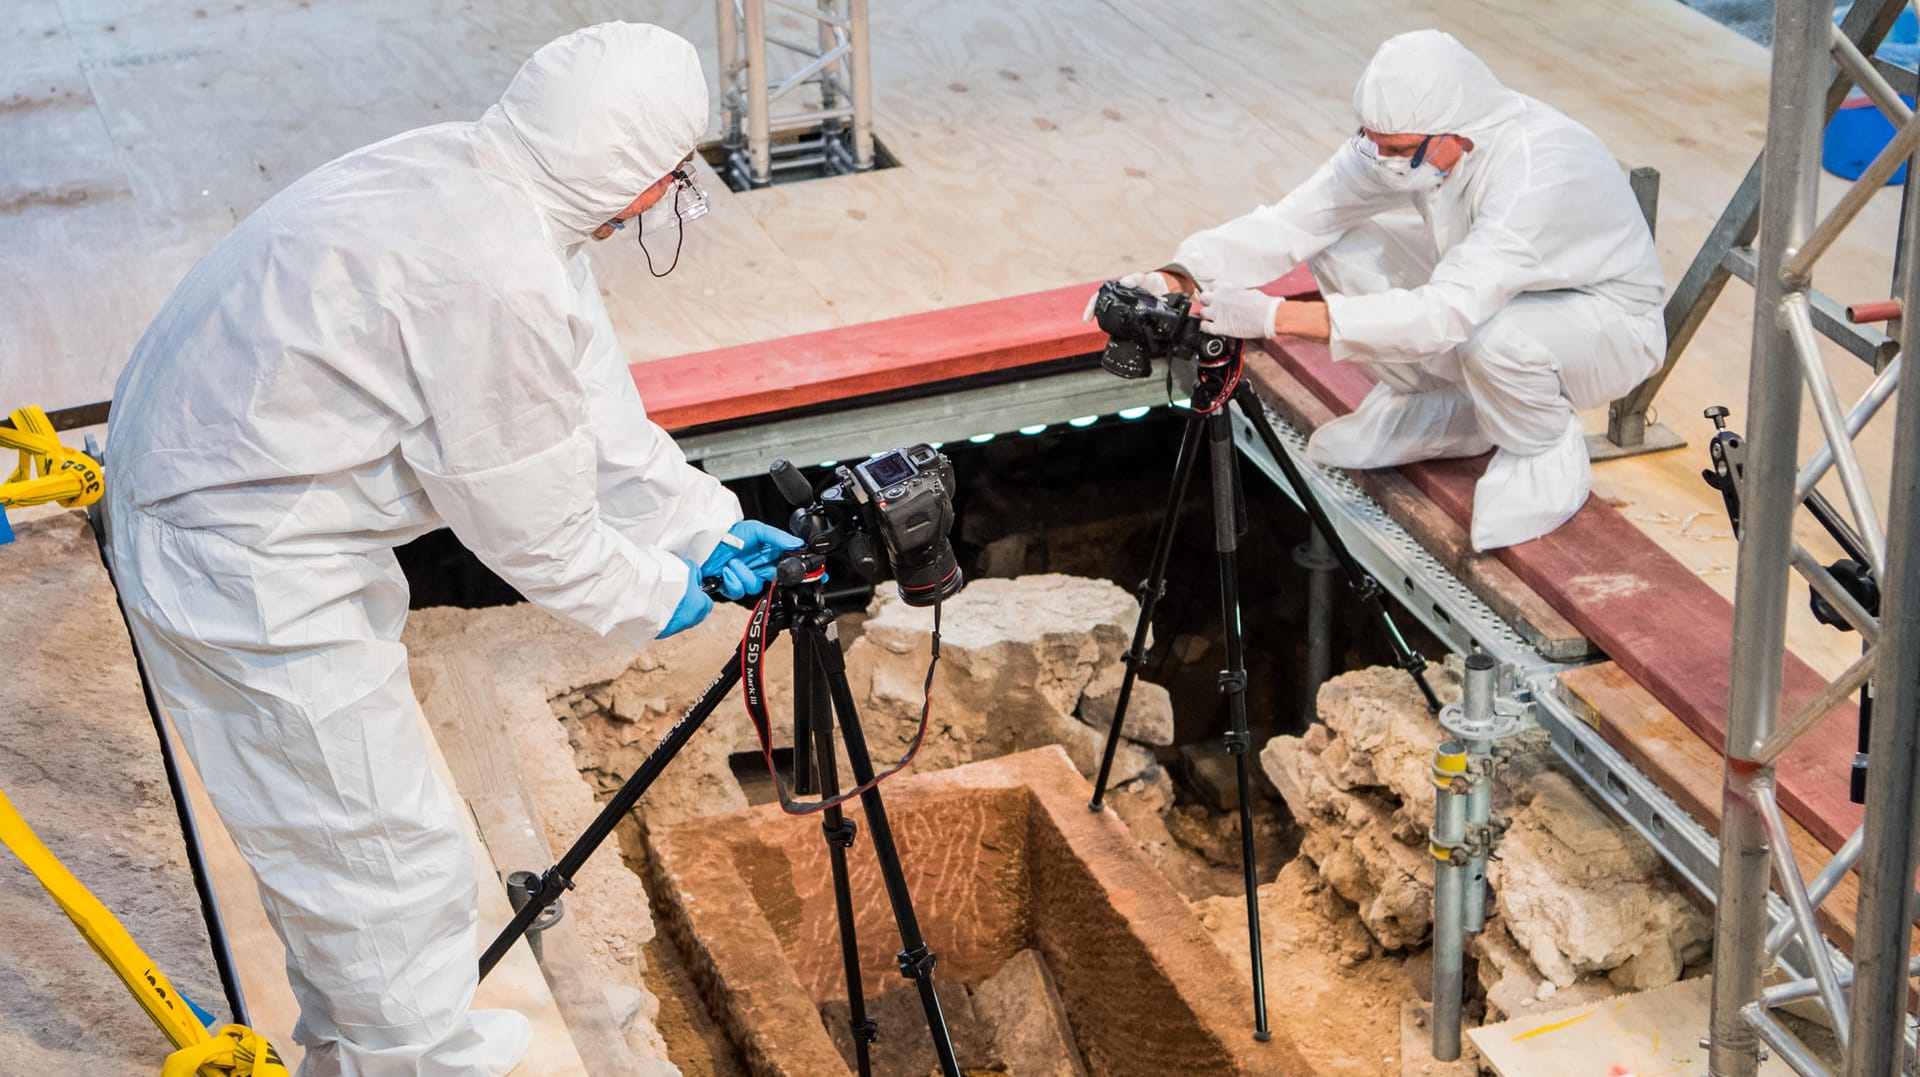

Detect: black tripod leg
1090,410,1207,810
1231,383,1442,713
480,649,745,980
1208,408,1272,1041
800,628,878,1075
815,645,962,1077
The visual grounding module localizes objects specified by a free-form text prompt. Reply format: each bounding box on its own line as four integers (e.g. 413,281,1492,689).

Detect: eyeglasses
638,166,710,277
669,166,711,224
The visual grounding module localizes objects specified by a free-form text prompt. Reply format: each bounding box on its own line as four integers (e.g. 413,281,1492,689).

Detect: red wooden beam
631,268,1321,432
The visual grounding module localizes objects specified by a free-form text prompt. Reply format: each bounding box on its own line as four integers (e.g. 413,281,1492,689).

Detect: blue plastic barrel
1823,7,1918,184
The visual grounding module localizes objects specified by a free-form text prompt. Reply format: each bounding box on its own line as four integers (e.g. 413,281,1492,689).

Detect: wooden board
1470,975,1798,1077
1259,338,1865,854
1557,662,1865,953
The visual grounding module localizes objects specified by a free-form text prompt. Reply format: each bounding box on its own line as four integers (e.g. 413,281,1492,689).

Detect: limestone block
1472,920,1618,1024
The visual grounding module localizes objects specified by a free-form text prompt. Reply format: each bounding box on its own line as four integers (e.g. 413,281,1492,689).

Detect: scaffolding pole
1708,0,1920,1073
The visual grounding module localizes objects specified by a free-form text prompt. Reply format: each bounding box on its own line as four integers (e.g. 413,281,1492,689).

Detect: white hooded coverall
104,23,738,1076
1173,30,1666,549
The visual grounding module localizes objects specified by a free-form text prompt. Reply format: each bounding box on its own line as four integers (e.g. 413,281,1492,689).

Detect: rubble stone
1490,771,1711,990
844,574,1177,779
1261,665,1711,1008
1077,678,1176,747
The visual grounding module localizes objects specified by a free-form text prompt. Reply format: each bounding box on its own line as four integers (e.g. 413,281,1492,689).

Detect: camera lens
1101,339,1152,380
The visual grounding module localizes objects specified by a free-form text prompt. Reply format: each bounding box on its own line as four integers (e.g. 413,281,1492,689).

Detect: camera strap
738,582,942,815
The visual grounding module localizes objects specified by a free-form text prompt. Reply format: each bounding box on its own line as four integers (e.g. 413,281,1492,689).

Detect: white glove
1083,270,1175,321
1198,288,1284,339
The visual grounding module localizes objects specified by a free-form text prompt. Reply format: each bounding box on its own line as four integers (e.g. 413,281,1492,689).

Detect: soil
1192,859,1423,1076
641,935,749,1077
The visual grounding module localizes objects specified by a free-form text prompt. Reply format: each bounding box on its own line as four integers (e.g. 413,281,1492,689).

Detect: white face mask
1351,132,1450,193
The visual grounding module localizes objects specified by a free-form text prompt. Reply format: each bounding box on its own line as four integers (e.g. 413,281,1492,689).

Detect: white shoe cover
293,1011,531,1077
473,1010,534,1077
1305,383,1493,470
1470,415,1590,551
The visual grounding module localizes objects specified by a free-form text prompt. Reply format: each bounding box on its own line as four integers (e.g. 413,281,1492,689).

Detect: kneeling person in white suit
1104,30,1665,550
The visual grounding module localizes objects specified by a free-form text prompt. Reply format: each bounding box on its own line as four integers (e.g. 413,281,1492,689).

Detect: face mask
599,166,711,276
1351,131,1452,192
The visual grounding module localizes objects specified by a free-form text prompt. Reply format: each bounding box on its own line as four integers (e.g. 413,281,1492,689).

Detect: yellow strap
0,786,211,1049
162,1025,291,1077
0,405,104,509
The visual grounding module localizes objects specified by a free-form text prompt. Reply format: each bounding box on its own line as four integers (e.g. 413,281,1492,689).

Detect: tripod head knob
770,458,816,507
1704,405,1731,431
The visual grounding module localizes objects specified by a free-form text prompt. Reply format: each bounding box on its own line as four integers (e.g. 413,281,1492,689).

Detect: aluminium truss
715,0,874,188
1708,2,1920,1074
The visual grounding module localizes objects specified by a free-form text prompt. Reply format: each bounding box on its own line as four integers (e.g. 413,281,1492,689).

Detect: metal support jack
1430,654,1526,1061
715,0,873,189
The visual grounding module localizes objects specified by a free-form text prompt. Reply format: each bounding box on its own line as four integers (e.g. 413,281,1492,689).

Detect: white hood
477,22,710,239
1351,30,1525,137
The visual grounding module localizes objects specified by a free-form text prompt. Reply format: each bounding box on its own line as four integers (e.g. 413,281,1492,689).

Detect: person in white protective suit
103,23,800,1077
1101,30,1665,549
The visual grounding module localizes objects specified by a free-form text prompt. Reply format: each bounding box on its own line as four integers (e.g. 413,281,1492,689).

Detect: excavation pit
648,746,1300,1076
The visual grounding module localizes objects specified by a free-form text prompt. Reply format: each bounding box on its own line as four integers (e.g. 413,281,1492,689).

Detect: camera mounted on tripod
1089,279,1236,380
768,444,963,607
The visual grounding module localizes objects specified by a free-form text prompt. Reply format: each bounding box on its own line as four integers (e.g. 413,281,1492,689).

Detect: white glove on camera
1082,270,1175,321
1198,289,1284,339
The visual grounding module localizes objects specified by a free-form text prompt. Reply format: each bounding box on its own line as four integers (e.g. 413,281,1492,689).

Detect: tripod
478,573,960,1077
1086,345,1441,1040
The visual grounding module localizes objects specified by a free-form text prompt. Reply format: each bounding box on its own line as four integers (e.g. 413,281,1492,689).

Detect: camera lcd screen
860,451,916,489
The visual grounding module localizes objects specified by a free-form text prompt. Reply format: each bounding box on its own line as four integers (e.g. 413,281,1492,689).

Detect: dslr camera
1088,279,1234,379
769,444,963,607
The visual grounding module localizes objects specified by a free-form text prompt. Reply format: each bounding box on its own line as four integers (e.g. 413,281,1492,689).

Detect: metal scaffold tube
1707,0,1828,1073
1431,741,1469,1062
1844,83,1920,1077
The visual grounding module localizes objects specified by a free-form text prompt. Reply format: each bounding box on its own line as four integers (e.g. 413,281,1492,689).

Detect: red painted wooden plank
632,267,1322,432
1260,337,1863,852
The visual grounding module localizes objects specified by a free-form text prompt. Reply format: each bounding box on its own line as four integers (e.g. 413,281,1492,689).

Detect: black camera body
769,444,963,607
1089,280,1234,379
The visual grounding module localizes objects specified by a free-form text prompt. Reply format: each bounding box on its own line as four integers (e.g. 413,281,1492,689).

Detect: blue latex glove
657,560,715,639
699,520,805,599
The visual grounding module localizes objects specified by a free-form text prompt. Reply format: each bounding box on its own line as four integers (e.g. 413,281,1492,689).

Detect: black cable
85,506,251,1027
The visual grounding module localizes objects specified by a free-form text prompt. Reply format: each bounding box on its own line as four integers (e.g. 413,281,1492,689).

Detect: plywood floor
2,0,1900,683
